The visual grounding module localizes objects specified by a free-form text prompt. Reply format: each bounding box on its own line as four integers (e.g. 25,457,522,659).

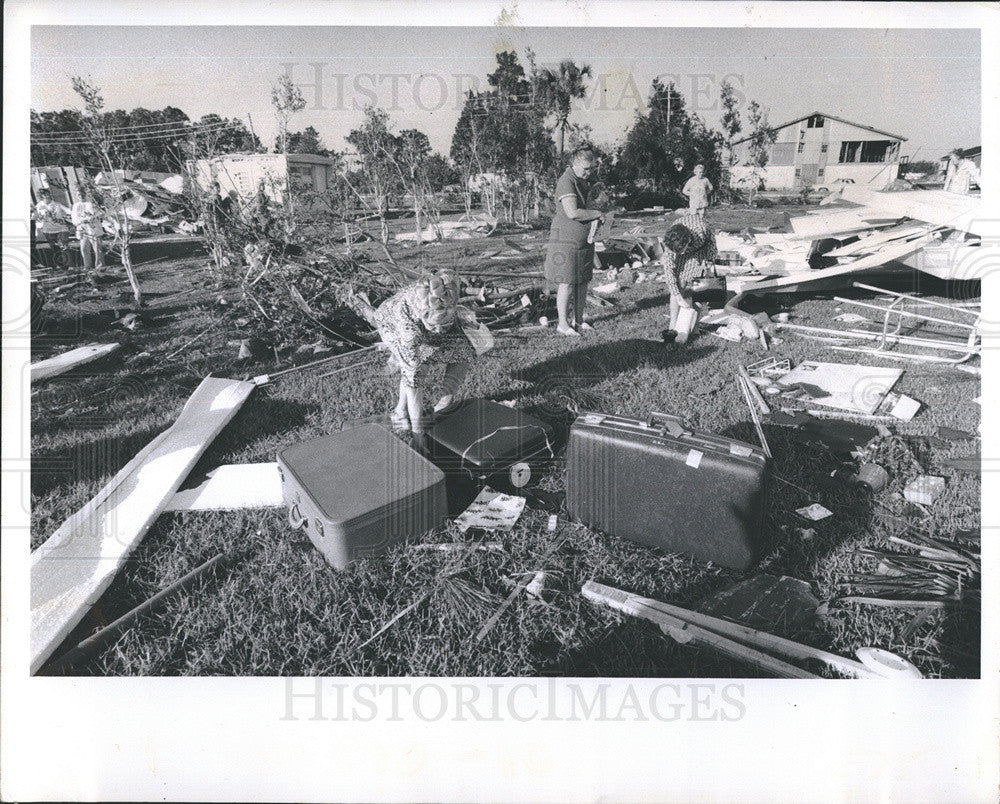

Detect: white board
841,186,983,235
776,361,902,415
30,376,256,674
164,463,283,511
31,343,121,382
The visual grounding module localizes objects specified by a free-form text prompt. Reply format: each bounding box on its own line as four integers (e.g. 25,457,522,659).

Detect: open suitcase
277,424,447,569
425,398,555,490
566,410,769,570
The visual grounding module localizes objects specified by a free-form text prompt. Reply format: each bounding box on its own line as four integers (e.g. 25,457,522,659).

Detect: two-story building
730,112,907,191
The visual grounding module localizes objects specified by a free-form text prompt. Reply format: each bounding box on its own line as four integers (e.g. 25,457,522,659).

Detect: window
797,142,804,153
818,168,825,177
807,115,824,128
820,144,828,153
839,140,894,164
795,167,802,177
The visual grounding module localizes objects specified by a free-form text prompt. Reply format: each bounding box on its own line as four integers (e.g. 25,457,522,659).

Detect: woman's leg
668,293,680,330
555,283,579,335
94,236,105,269
80,235,94,273
573,281,590,328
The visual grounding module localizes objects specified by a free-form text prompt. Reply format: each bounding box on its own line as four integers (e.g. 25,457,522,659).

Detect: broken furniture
277,424,447,570
566,411,768,570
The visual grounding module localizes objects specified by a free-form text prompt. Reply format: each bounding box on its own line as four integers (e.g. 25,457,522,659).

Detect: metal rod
852,282,981,317
264,343,380,381
41,554,227,674
832,296,977,330
737,374,772,458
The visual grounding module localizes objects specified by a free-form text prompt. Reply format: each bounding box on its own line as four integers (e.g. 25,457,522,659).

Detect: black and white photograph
3,1,998,801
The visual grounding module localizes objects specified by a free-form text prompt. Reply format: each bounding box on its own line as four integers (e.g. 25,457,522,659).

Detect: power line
30,121,244,146
28,116,236,139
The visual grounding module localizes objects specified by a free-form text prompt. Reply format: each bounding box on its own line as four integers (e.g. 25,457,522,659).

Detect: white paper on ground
797,503,833,521
454,487,526,532
164,463,283,511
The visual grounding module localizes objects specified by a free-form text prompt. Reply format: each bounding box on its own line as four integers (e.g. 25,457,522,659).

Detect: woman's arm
559,194,603,223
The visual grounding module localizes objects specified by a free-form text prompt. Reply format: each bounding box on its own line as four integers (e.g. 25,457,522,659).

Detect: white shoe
556,325,581,337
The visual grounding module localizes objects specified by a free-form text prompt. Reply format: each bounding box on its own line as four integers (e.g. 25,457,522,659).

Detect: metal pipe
832,296,977,330
852,282,981,317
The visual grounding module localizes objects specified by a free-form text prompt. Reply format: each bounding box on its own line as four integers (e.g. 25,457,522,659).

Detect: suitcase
426,398,555,489
565,410,769,570
277,424,447,569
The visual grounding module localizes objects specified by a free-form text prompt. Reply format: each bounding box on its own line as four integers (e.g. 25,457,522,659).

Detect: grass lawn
30,205,981,678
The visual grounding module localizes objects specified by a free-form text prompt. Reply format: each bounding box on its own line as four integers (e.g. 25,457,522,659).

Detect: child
364,270,490,442
71,188,106,273
682,164,714,216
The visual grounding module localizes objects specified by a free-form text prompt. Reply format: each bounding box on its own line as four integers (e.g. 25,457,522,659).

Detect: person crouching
658,212,718,341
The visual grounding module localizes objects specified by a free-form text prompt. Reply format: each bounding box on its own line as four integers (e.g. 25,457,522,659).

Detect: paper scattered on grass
833,313,871,324
455,488,527,532
797,503,833,521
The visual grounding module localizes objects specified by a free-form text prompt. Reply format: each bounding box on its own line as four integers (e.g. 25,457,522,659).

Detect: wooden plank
825,225,935,258
31,343,122,382
30,376,256,674
788,209,899,240
164,463,283,511
583,581,876,679
840,186,983,235
739,233,937,292
581,581,820,678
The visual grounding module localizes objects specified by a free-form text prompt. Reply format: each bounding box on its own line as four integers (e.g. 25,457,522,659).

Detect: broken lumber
582,581,877,678
164,463,283,511
30,376,256,674
31,343,121,382
840,186,983,236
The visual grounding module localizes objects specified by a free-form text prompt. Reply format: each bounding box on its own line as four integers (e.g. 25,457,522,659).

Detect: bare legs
391,360,469,435
556,281,589,335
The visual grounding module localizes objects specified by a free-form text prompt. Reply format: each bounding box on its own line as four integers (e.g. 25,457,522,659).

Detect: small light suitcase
426,398,555,489
277,424,447,569
566,411,769,570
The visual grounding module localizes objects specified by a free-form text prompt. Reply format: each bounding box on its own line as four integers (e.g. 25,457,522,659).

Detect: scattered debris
697,574,820,632
903,475,946,506
30,343,122,382
776,360,902,416
454,488,527,533
30,376,256,674
797,503,833,521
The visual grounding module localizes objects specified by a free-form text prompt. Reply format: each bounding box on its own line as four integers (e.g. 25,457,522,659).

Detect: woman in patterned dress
658,212,718,339
369,270,480,438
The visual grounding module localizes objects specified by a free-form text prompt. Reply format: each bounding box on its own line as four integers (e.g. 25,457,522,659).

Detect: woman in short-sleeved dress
543,148,604,336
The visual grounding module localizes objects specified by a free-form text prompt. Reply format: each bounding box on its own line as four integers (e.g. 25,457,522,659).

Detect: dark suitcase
566,411,769,570
426,398,555,489
277,424,447,569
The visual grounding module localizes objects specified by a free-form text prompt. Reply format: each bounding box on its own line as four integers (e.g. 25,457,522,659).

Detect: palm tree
537,60,592,160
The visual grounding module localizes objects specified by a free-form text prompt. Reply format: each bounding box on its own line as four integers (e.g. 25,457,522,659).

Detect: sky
31,26,980,161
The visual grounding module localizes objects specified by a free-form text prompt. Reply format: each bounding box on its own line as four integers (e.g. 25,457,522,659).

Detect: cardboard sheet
165,463,283,511
777,361,902,415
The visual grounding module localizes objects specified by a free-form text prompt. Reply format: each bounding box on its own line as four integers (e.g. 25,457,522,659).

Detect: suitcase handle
288,503,305,530
648,411,688,437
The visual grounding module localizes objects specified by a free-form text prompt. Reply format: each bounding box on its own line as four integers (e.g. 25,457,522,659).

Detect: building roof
940,145,981,160
733,111,908,145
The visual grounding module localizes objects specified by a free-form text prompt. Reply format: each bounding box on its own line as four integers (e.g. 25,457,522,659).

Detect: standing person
543,147,604,336
359,270,489,444
71,187,106,273
658,211,718,342
33,189,72,267
682,164,714,217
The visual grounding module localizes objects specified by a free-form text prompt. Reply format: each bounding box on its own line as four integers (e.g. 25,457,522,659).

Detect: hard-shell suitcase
426,398,555,489
277,424,447,569
565,410,769,570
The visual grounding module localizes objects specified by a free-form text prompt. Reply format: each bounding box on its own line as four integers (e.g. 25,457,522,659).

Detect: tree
719,79,743,167
346,106,401,243
69,76,143,306
535,59,592,160
450,51,554,222
195,114,260,157
739,100,777,207
282,125,329,156
616,79,721,201
271,72,306,155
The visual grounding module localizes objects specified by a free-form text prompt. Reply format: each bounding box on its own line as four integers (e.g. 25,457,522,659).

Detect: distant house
190,152,341,202
730,112,907,191
939,145,981,173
